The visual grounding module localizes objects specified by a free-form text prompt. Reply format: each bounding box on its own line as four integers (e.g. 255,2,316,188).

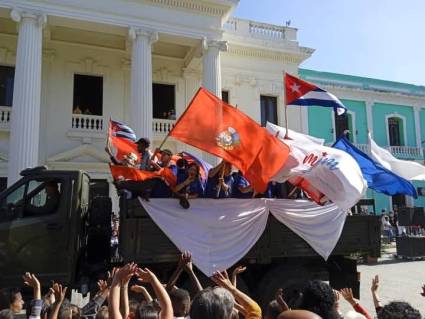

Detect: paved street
339,245,425,315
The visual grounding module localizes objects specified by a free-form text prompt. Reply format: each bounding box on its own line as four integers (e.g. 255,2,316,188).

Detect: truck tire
255,263,325,309
90,196,112,227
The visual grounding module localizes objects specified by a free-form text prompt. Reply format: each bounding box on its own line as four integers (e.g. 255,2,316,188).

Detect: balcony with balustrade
353,143,424,161
0,106,11,131
67,113,176,140
224,17,298,42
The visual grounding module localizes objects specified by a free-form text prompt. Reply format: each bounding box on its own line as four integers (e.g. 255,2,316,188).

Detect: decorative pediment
47,144,109,163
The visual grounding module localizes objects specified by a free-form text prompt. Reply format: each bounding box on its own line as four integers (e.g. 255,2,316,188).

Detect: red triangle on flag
285,73,317,105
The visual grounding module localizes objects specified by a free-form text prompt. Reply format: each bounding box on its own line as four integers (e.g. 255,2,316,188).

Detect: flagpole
283,72,289,139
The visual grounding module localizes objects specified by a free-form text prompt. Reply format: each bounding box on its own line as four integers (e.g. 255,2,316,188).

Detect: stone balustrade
0,107,11,130
152,118,175,136
71,114,104,132
224,17,297,41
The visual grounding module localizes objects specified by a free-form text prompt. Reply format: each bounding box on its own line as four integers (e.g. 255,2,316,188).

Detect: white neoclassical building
0,1,424,211
0,0,312,207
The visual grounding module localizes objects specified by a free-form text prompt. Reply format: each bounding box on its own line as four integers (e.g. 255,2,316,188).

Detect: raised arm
109,263,137,319
136,268,173,319
212,271,261,319
23,273,43,319
231,266,246,288
166,253,185,292
340,288,372,319
182,252,203,294
371,275,383,314
48,283,68,319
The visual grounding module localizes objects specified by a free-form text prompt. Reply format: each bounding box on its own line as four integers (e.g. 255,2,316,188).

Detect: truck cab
0,167,90,287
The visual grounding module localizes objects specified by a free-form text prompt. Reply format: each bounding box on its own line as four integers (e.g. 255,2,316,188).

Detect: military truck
0,167,380,304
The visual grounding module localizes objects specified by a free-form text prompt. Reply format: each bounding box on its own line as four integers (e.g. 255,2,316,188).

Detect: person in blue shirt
175,163,204,200
232,171,254,198
205,161,234,198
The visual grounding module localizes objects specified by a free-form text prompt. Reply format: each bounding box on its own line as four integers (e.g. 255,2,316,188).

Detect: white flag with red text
267,123,367,210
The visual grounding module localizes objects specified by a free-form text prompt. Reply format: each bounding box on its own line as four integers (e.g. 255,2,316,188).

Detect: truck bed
119,198,381,264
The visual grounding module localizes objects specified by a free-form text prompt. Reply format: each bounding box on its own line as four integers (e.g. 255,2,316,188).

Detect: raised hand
182,251,193,272
135,267,156,284
50,283,68,304
107,267,119,286
211,270,234,291
340,288,356,306
23,272,41,300
371,275,379,293
112,263,137,287
231,266,246,287
275,288,290,312
97,280,108,294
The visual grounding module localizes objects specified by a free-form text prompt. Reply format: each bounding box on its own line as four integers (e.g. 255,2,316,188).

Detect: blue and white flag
333,136,417,198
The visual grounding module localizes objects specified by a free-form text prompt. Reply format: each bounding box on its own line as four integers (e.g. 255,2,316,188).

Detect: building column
202,39,227,97
128,27,158,141
7,9,46,185
365,99,374,138
413,105,422,148
201,39,227,164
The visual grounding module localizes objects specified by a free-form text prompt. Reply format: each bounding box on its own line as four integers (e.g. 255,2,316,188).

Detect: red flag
110,165,177,188
169,88,290,192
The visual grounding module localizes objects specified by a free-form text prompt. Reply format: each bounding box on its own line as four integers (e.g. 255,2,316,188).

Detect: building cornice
226,44,310,64
144,0,231,17
325,84,425,107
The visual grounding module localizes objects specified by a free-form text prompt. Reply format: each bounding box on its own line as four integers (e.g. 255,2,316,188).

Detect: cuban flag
285,73,347,115
108,119,139,163
110,119,137,142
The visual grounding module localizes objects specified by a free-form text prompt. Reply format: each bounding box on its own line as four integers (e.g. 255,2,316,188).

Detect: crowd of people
107,137,299,209
0,252,423,319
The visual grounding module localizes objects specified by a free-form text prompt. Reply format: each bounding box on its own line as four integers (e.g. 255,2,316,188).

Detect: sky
233,0,425,86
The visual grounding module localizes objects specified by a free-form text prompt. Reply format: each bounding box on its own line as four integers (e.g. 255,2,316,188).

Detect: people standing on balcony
205,161,234,198
73,105,82,114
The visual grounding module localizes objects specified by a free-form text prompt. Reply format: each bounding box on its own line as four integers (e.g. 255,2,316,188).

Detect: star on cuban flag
285,73,347,115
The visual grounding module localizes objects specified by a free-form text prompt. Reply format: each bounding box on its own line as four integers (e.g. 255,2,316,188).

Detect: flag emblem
216,127,240,150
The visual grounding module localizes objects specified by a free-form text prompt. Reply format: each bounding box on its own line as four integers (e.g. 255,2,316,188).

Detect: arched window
387,116,404,146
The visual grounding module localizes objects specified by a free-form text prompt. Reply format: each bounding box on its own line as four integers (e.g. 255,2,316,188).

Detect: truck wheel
255,264,323,309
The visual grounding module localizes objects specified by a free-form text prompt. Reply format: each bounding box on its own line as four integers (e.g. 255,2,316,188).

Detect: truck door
0,176,71,286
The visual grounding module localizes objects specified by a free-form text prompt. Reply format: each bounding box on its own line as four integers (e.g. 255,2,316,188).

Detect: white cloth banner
369,133,425,181
268,200,347,259
140,198,347,276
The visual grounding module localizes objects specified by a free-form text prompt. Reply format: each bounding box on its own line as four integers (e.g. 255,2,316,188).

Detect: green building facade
299,69,425,213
